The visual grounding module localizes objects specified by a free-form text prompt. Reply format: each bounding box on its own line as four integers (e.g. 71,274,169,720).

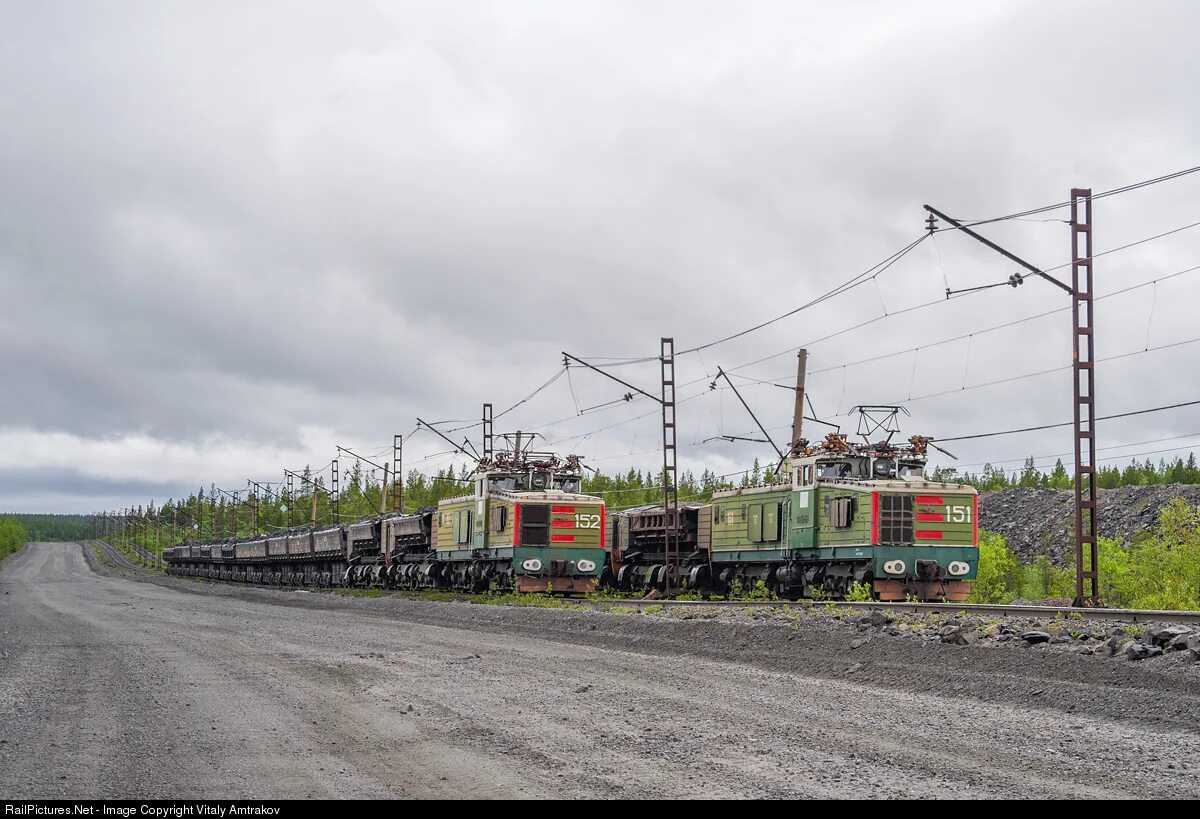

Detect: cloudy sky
2,0,1199,513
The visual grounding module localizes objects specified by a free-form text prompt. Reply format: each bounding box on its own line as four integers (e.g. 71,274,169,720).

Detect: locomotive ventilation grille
879,494,914,545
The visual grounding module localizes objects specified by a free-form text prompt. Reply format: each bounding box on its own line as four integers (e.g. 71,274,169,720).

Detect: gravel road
2,542,1199,799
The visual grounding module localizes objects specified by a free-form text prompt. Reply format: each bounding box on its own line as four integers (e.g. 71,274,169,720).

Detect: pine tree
1018,457,1039,488
1048,459,1071,489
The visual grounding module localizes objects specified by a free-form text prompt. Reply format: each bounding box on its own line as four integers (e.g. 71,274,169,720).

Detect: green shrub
0,517,29,563
966,502,1200,610
969,531,1022,603
1100,499,1200,610
844,581,874,602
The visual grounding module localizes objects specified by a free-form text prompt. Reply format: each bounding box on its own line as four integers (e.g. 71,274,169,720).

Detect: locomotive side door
789,464,817,550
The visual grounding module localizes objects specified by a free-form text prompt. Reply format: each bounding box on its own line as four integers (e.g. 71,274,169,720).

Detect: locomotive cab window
820,462,853,480
519,503,550,546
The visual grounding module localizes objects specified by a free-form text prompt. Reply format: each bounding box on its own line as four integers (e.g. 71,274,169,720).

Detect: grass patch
471,592,582,609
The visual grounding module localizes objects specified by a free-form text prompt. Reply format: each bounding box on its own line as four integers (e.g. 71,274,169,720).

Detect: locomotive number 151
945,504,973,523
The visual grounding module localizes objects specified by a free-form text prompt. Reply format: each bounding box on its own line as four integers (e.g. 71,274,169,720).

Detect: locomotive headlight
521,558,543,572
577,559,597,573
947,561,970,577
883,559,906,576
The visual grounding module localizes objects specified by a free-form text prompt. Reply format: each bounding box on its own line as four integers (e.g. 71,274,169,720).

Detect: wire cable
949,218,1200,295
936,398,1200,443
581,165,1200,369
717,247,1200,383
949,430,1200,472
441,366,568,433
581,234,930,366
946,164,1200,229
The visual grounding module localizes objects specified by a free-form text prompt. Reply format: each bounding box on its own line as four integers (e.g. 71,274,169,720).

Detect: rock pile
840,609,1200,662
980,485,1200,563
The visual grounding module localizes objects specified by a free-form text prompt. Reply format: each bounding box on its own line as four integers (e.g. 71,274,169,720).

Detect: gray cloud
2,0,1199,512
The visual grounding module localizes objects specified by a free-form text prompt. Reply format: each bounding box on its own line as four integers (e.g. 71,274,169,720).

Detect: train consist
165,449,608,594
165,433,978,601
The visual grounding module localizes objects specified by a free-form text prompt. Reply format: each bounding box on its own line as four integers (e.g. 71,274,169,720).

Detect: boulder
859,610,892,629
938,625,977,645
1167,632,1194,652
1143,624,1192,648
1097,636,1130,657
1125,642,1163,661
1125,642,1150,660
1142,624,1190,643
1021,630,1051,645
1188,635,1200,662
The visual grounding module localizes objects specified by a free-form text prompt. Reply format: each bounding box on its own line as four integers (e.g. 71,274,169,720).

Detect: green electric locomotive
610,432,978,601
432,449,607,594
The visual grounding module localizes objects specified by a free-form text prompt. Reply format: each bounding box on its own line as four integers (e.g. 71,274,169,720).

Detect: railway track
89,539,159,573
129,541,162,566
154,566,1200,625
584,597,1200,625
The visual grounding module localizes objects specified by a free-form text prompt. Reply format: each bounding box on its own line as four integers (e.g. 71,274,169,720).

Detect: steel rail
129,541,163,566
91,539,156,573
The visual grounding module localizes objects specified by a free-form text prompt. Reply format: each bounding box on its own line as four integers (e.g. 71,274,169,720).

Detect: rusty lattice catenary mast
925,188,1097,605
